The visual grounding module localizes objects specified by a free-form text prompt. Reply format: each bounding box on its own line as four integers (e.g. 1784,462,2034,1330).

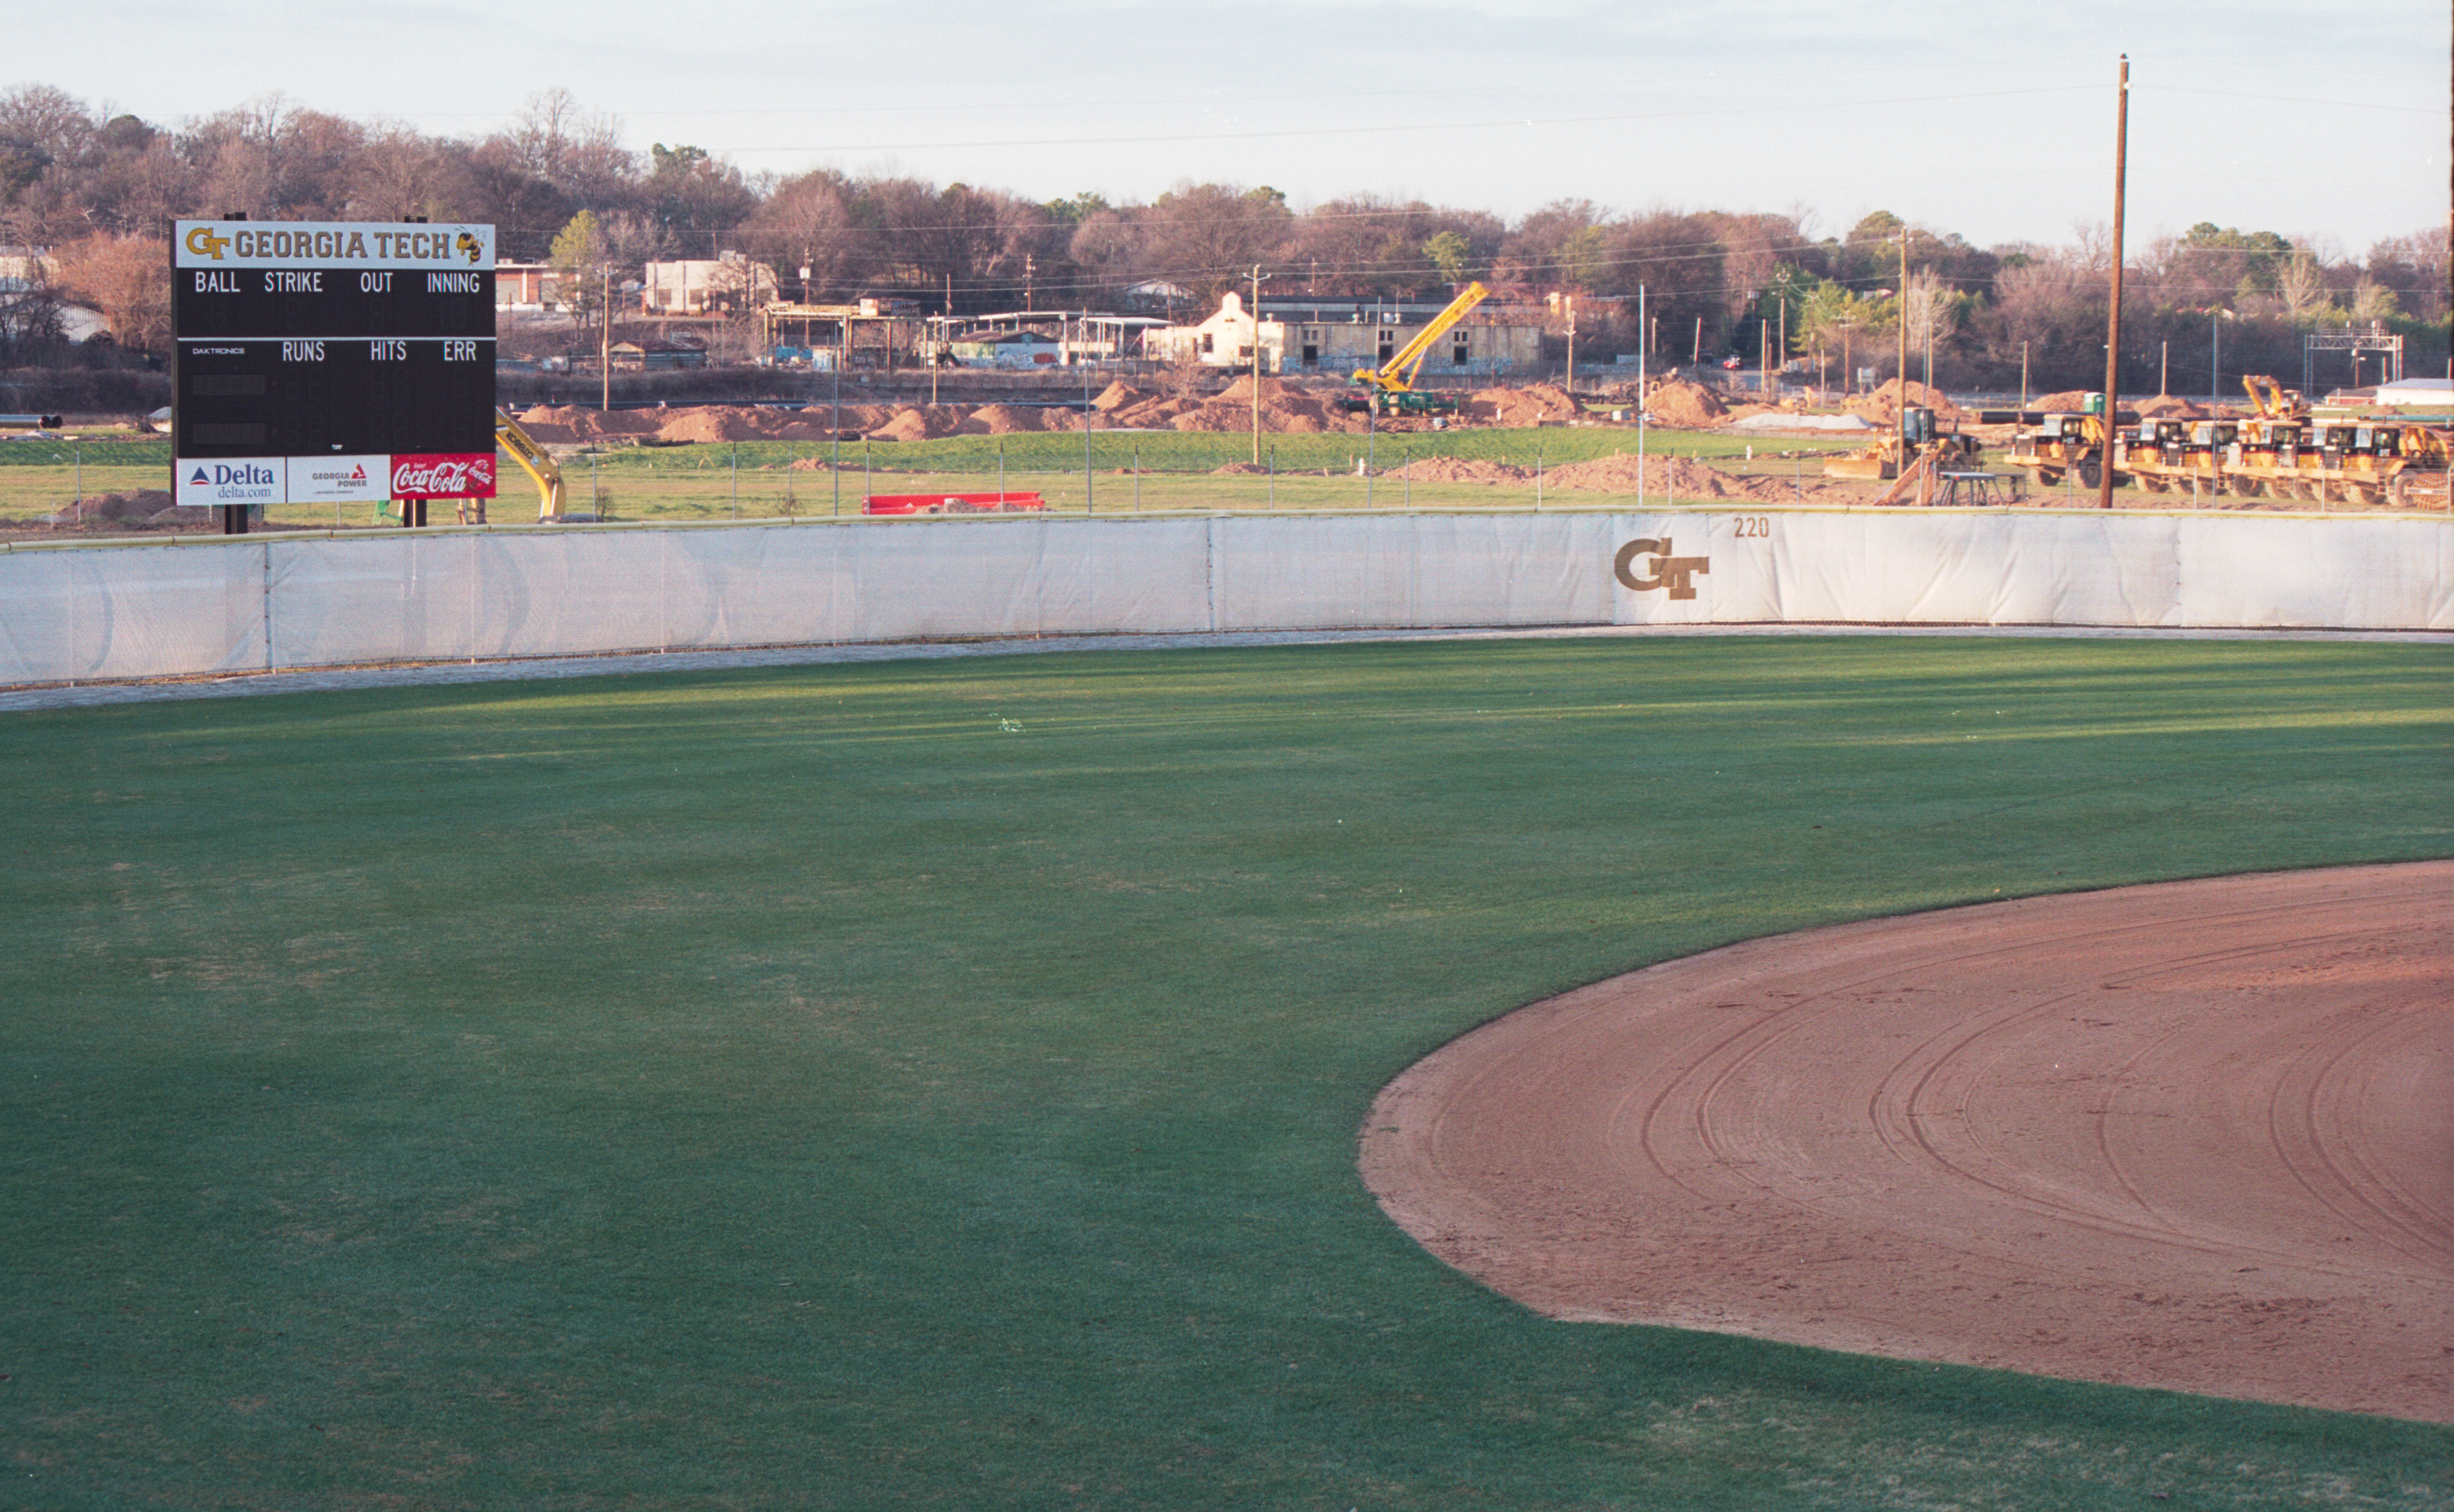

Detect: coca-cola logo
391,453,496,498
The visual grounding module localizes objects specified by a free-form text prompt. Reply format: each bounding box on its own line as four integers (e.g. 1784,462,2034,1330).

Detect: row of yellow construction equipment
1993,377,2450,508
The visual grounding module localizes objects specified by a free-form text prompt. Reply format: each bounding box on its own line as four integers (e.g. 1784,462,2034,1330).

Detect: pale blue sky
18,0,2448,252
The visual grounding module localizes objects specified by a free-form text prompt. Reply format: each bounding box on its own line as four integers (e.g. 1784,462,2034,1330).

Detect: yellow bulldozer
2112,377,2450,507
1825,406,1982,502
2003,411,2115,491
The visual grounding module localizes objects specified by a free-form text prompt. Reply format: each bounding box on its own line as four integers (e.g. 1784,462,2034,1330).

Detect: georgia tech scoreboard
172,220,498,510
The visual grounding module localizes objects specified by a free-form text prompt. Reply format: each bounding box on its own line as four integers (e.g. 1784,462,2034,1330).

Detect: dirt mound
1846,379,1966,422
805,403,893,432
2133,394,2208,419
864,405,971,442
655,407,762,443
1092,381,1149,412
1385,457,1530,485
1214,373,1299,404
969,403,1050,434
512,406,584,443
1111,397,1196,427
73,488,177,523
1543,454,1743,497
1468,383,1581,427
2027,390,2095,413
1210,461,1270,475
1645,379,1729,428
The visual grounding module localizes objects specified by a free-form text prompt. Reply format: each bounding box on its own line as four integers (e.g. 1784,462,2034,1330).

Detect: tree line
2,84,2444,393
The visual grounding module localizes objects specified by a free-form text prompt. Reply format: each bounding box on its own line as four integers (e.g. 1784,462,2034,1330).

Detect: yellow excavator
1342,281,1491,417
495,409,569,521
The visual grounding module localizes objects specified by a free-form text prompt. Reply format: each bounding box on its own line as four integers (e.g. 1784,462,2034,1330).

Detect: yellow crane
495,409,568,521
1343,281,1490,416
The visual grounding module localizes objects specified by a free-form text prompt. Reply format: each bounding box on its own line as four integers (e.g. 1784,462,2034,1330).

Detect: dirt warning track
1361,864,2453,1421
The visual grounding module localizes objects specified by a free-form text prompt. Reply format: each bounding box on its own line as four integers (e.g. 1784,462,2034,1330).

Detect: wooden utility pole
1896,229,1909,403
2099,55,2129,510
600,265,611,413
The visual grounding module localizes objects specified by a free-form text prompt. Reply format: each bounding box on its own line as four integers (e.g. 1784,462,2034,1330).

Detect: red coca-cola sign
390,453,496,498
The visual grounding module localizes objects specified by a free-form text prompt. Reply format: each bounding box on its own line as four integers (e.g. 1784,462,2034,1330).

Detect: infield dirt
1363,862,2453,1422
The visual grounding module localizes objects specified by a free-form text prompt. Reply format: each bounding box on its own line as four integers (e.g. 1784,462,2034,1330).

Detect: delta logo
192,462,276,487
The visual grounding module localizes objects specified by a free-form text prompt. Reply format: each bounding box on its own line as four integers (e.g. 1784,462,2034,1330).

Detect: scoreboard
172,220,498,513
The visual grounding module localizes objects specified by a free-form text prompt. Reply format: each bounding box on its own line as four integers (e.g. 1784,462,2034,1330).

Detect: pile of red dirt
2132,394,2208,419
1092,381,1150,412
2027,390,2094,413
1210,461,1270,475
969,403,1052,434
517,403,871,445
1544,454,1748,497
1385,457,1530,485
1167,385,1362,434
1644,379,1730,427
1468,383,1582,426
58,488,180,524
1846,379,1967,423
1109,395,1196,428
866,405,974,442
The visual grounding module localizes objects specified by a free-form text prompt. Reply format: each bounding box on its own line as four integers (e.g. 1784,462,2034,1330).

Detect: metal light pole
1636,284,1648,512
2209,310,2226,409
1250,265,1270,465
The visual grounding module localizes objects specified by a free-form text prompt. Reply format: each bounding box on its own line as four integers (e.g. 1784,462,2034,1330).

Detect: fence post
1404,445,1410,509
731,442,739,518
999,438,1006,502
1085,416,1094,515
1134,446,1140,511
1268,446,1276,510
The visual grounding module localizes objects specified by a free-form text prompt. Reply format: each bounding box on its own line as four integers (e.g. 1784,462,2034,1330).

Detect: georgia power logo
1614,537,1710,600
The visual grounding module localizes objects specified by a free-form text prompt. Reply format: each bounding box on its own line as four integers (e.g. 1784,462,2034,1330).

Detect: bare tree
747,169,866,300
51,233,171,352
2275,252,2325,322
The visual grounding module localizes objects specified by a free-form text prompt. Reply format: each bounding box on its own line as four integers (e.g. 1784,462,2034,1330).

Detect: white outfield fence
1,509,2447,685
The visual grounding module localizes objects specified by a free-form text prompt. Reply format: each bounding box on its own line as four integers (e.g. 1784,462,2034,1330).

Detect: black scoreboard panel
177,339,495,459
174,267,494,339
172,220,497,485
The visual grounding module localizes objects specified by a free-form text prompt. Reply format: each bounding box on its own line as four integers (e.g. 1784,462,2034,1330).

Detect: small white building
642,254,779,315
1141,291,1538,377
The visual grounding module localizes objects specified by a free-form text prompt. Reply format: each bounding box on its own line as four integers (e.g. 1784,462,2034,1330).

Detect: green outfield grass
4,636,2450,1510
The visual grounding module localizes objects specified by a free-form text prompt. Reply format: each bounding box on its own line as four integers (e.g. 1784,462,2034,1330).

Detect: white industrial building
1140,291,1541,376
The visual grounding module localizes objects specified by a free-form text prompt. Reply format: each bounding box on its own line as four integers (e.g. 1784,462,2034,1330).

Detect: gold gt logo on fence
1614,538,1710,600
184,225,232,262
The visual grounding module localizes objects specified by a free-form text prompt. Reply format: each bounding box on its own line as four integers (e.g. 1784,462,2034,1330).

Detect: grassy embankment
0,428,1883,528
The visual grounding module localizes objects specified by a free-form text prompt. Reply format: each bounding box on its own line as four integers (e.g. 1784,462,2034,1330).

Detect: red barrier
863,492,1047,516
